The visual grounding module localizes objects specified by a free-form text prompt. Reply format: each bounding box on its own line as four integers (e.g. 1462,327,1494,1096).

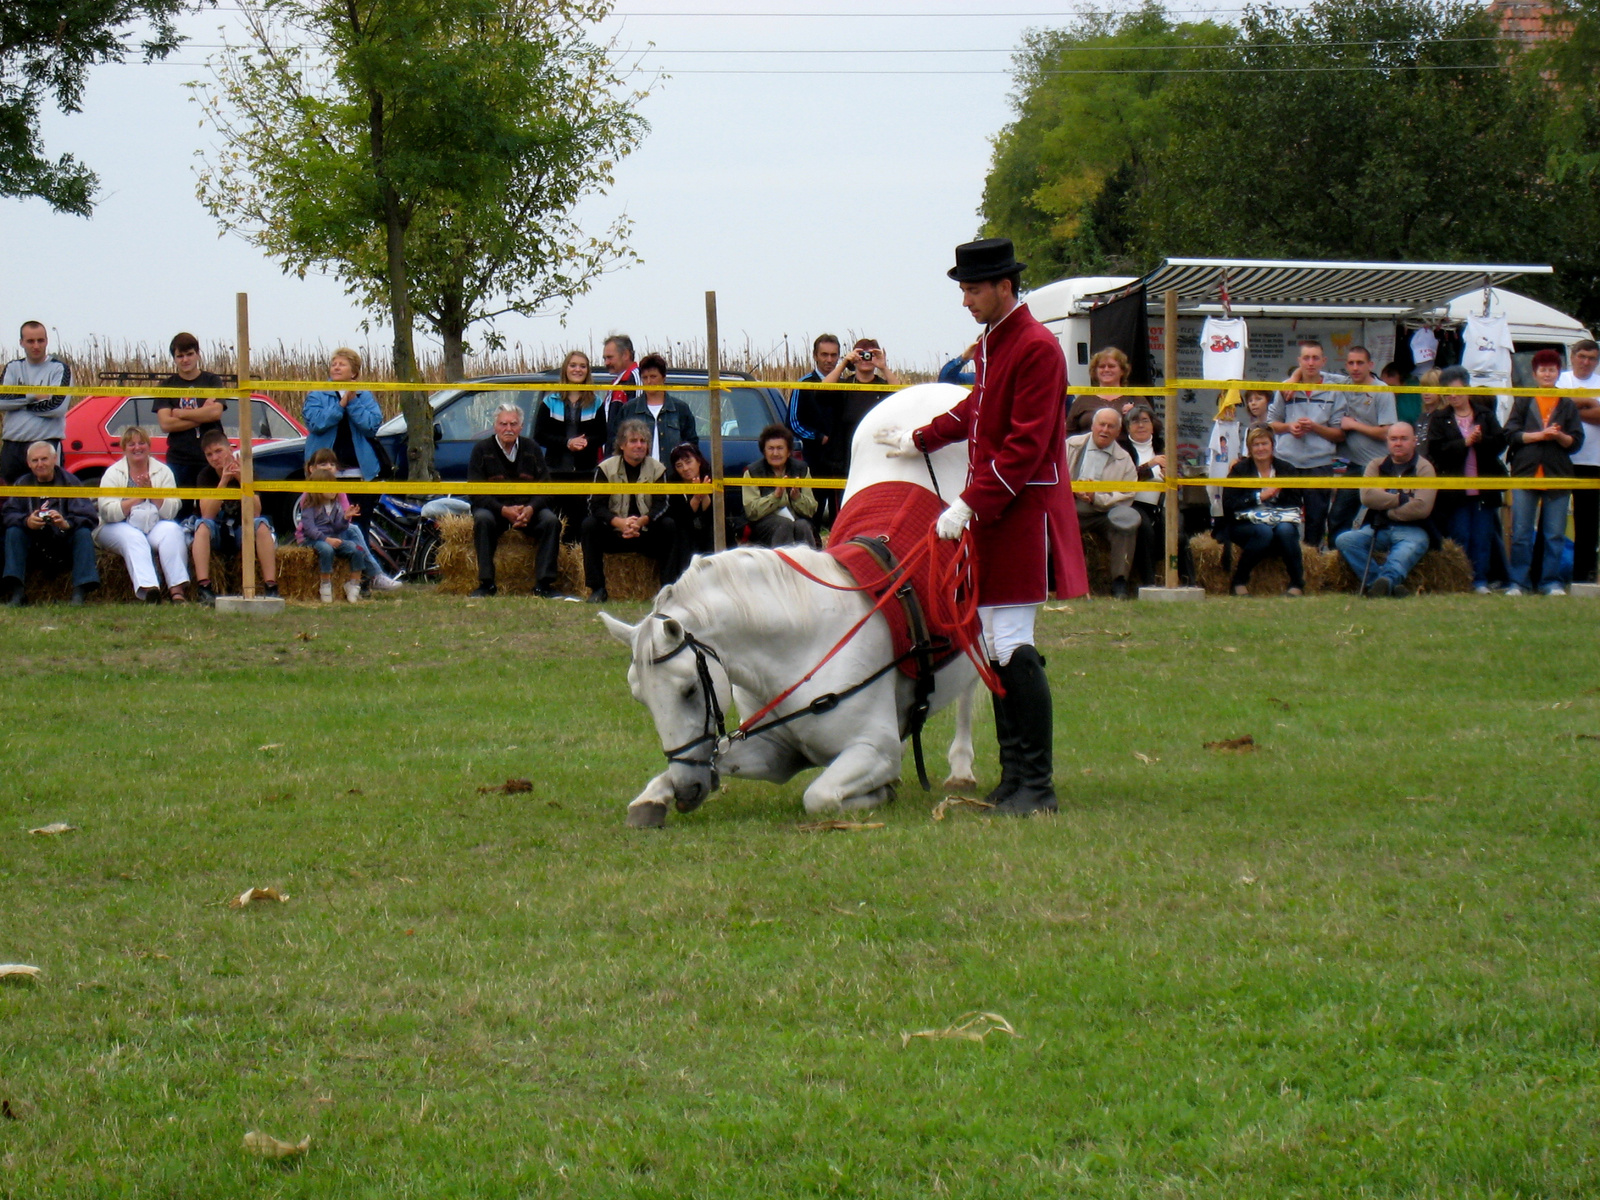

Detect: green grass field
2,592,1598,1198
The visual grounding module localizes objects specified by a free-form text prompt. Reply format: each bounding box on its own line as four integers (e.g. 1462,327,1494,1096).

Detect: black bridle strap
652,625,728,765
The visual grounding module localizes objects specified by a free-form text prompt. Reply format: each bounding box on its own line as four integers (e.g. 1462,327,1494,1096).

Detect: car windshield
427,382,774,442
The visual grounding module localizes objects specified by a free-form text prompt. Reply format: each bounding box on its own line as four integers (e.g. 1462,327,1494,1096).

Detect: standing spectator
467,403,561,598
1269,339,1348,547
1327,346,1395,540
1334,423,1438,599
792,334,846,529
95,426,190,602
1414,367,1444,458
1221,425,1305,597
1504,348,1585,596
835,339,898,476
1557,339,1600,584
601,335,640,444
154,332,227,492
937,342,977,386
0,321,71,483
533,349,607,540
1066,407,1140,598
665,442,717,579
191,429,279,605
302,348,384,482
1123,405,1166,587
298,449,398,603
581,419,677,603
742,424,819,549
615,354,697,464
3,442,99,606
1067,348,1135,435
1425,366,1506,595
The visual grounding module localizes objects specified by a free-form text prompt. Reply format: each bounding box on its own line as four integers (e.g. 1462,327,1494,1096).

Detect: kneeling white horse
600,383,982,827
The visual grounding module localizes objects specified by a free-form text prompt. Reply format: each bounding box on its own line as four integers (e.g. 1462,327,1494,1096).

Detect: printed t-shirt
155,371,227,465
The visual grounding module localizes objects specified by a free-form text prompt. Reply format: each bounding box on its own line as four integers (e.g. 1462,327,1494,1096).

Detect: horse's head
600,610,732,815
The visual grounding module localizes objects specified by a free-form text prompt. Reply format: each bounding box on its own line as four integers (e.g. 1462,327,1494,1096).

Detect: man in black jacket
468,404,562,598
3,442,99,605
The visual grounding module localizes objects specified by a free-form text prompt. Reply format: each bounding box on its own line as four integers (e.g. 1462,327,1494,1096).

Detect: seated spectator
665,442,716,579
3,441,99,606
1221,425,1305,597
533,349,607,539
1123,405,1166,586
581,419,678,604
155,331,227,494
1425,365,1507,595
1334,422,1438,598
95,426,190,602
298,449,398,603
742,425,819,550
1205,388,1271,523
468,402,561,598
1067,347,1137,435
191,429,279,605
1504,348,1585,596
1066,407,1140,599
615,353,697,465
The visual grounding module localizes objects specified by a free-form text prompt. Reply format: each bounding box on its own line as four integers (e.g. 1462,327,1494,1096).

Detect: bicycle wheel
410,531,443,583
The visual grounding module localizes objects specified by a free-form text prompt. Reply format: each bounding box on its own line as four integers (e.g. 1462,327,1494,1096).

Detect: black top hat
948,237,1025,282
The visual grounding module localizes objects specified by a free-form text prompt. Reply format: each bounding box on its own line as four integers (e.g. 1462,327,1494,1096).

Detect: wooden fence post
1163,289,1180,588
236,293,256,599
706,291,727,552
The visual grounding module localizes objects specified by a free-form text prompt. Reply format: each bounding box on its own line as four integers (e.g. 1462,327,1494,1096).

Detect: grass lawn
2,591,1598,1198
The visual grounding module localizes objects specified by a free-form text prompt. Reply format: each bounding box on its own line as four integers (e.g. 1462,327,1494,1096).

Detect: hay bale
1190,531,1472,595
14,539,352,605
435,513,660,600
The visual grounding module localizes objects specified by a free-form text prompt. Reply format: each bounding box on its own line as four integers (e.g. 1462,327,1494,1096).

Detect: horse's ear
658,617,684,642
598,612,636,645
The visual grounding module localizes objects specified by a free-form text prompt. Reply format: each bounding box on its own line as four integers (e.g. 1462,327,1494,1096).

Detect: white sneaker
1545,585,1567,597
319,582,333,604
1504,585,1525,596
371,573,403,592
1473,584,1491,595
344,580,362,603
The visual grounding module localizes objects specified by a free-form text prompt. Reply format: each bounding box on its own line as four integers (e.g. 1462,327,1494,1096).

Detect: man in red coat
878,238,1087,816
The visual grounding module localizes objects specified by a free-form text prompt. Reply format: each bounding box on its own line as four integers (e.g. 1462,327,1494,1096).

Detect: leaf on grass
29,823,76,835
1132,752,1158,766
1265,696,1291,711
901,1011,1018,1049
1203,735,1256,753
931,795,993,820
295,631,317,642
229,887,289,909
478,778,532,794
1576,734,1600,742
257,743,283,752
243,1131,310,1158
0,964,41,980
797,820,885,832
345,788,364,795
1,1097,20,1120
1221,645,1238,653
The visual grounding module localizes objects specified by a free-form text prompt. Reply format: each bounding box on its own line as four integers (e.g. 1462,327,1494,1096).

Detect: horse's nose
674,777,708,814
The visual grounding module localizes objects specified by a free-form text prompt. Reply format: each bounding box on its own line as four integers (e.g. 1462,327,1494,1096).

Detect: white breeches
978,603,1038,667
95,520,190,591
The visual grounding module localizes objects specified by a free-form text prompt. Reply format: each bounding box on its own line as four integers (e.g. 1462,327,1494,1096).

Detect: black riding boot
987,645,1058,816
983,661,1022,805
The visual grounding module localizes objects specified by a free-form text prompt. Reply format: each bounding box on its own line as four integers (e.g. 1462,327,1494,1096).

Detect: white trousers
95,520,190,592
978,603,1038,667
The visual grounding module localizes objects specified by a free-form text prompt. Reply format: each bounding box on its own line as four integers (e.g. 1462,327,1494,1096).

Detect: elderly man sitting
468,402,562,598
2,441,99,605
1334,422,1438,598
1066,407,1140,598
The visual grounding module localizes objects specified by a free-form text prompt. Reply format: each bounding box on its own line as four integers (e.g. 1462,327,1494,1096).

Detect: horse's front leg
802,737,902,815
943,679,978,790
625,772,677,828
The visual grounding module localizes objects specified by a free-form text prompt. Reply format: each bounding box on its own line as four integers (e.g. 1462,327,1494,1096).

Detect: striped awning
1103,258,1551,312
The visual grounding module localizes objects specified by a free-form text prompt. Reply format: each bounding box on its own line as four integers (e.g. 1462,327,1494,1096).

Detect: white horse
600,383,982,828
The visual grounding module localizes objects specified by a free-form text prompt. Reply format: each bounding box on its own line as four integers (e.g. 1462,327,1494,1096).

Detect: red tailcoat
914,302,1089,606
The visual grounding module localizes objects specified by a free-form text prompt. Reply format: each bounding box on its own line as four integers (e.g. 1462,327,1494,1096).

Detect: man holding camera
2,441,99,606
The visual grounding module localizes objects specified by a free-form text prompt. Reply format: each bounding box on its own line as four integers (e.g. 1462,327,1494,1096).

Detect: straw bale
1189,532,1472,595
435,513,661,600
16,542,353,605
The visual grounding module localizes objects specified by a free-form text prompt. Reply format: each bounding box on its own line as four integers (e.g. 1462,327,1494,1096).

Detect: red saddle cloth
824,481,982,678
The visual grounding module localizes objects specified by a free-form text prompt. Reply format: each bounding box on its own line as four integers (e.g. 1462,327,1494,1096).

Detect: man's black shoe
69,586,88,607
985,787,1059,817
1110,577,1130,600
196,582,217,607
1367,576,1391,598
1391,582,1410,599
533,585,558,599
469,583,498,598
586,587,608,604
6,584,26,608
263,582,280,598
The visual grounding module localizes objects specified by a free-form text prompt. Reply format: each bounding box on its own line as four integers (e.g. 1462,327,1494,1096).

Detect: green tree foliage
980,3,1232,284
1,0,189,213
193,0,647,476
1532,0,1600,324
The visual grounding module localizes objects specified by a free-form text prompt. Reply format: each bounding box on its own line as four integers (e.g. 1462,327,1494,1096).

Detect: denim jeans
312,525,381,577
1446,498,1498,588
1509,488,1569,591
4,524,100,588
1335,523,1429,588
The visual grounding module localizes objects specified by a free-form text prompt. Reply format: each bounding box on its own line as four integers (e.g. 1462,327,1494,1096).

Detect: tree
2,0,189,213
193,0,647,476
979,3,1232,285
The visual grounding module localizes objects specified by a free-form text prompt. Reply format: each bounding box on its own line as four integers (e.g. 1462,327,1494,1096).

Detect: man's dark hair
605,334,634,361
1381,361,1401,378
1572,338,1598,355
1298,339,1324,352
638,352,668,376
813,333,840,353
19,321,44,338
758,423,794,452
200,429,230,451
1346,345,1371,360
170,331,200,356
997,269,1023,299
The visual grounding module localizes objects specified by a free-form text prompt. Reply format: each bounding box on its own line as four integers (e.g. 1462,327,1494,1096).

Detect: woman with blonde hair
1220,424,1306,596
533,349,607,537
302,347,384,482
1067,347,1136,435
96,426,190,602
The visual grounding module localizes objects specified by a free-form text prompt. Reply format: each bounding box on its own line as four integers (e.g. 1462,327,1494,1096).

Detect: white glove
936,499,974,541
873,427,919,458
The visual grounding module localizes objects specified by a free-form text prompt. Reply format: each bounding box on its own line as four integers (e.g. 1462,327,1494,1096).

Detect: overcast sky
6,2,1233,373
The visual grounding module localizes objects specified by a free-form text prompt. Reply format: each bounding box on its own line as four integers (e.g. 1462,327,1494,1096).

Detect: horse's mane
655,546,848,638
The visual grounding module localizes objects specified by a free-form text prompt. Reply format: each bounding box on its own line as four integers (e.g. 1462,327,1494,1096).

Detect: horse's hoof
626,802,668,829
944,775,978,790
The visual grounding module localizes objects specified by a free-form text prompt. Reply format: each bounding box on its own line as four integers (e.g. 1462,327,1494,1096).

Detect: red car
61,392,306,483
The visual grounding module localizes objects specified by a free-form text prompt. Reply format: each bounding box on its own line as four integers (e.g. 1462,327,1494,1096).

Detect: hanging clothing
1409,327,1439,369
1200,316,1248,380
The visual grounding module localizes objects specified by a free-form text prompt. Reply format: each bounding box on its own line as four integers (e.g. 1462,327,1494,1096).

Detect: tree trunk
440,285,467,382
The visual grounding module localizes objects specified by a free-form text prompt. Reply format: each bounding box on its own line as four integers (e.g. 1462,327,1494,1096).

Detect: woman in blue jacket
302,347,384,481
